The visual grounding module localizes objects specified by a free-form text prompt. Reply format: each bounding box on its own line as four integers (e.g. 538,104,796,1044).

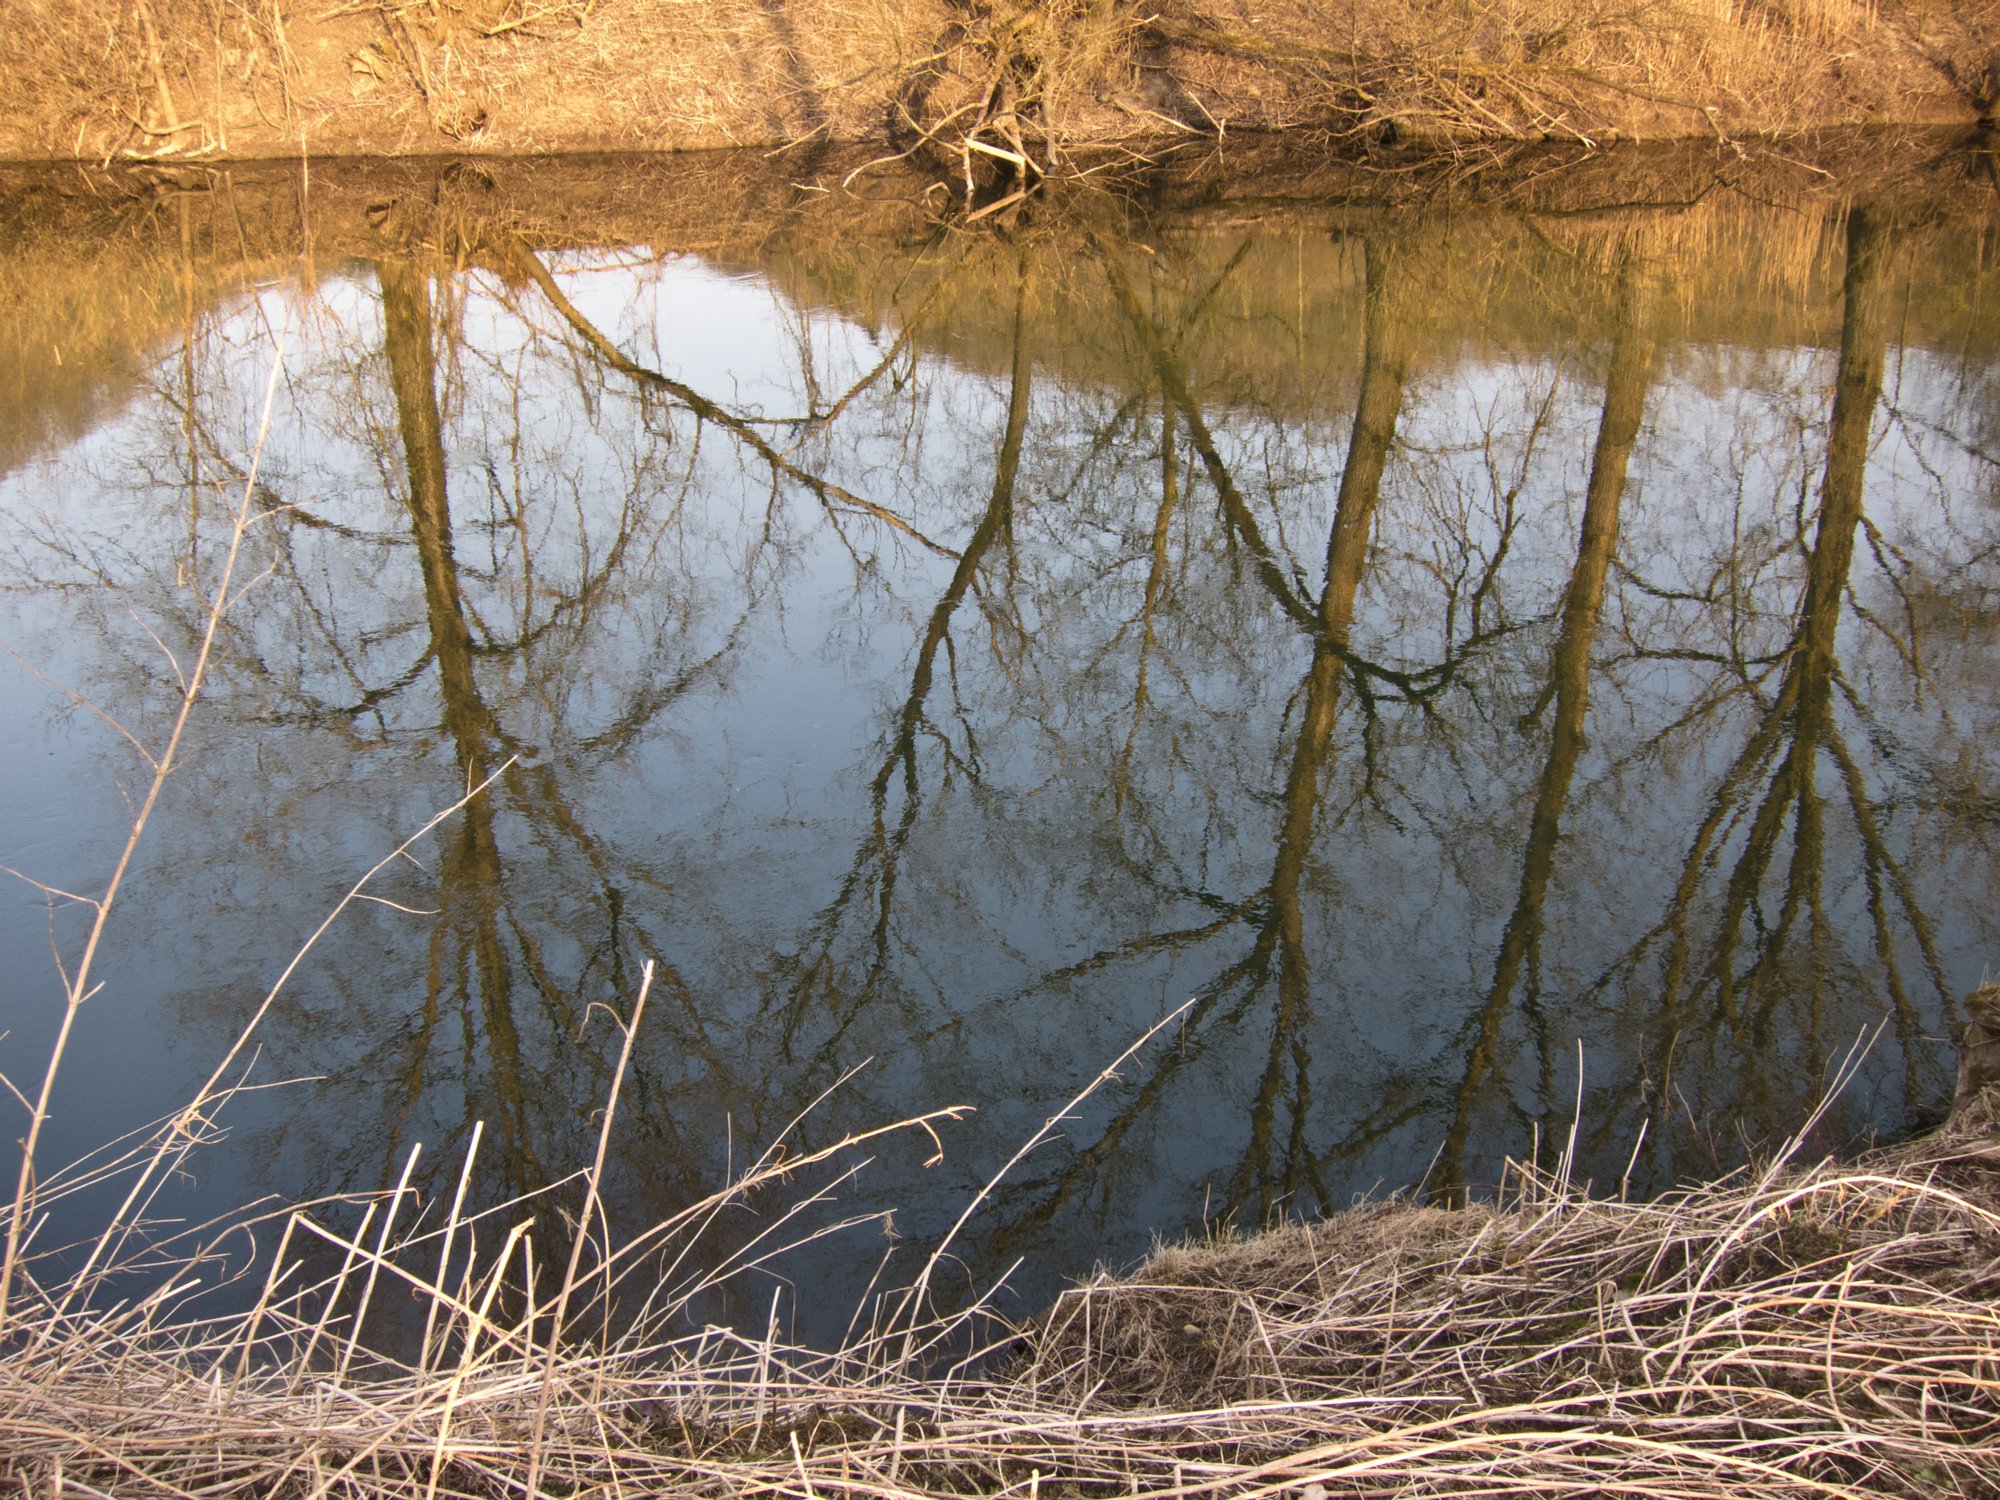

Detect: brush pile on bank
4,1092,1999,1499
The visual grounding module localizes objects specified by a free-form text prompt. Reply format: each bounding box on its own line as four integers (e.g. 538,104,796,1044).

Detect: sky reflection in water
1,165,1996,1342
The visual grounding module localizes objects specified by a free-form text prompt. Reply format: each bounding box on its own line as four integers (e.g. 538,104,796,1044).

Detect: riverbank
4,991,1999,1498
7,0,1996,167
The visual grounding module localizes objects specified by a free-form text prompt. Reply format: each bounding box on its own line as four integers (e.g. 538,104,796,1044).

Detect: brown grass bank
3,996,1999,1499
4,0,1997,168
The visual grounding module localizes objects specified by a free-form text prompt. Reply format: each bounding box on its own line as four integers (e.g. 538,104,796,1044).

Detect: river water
1,147,1995,1343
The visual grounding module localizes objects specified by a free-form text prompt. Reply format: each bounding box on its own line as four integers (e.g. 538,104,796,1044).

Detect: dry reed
2,1019,1997,1499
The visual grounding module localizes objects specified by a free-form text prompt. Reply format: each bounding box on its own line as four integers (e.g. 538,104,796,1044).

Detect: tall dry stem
0,329,290,1334
46,760,518,1332
523,958,654,1497
883,998,1193,1370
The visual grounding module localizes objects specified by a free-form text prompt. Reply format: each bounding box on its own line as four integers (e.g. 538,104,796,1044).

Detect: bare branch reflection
0,173,1993,1334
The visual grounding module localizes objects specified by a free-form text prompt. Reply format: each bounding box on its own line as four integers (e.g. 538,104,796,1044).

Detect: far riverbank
7,0,1997,169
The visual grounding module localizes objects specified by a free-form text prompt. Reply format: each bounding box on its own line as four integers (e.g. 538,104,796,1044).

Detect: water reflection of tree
969,209,1979,1265
979,233,1443,1241
1221,237,1414,1219
1435,261,1654,1198
7,190,1992,1328
1585,209,1955,1174
207,248,708,1210
363,254,648,1197
322,223,971,1217
40,193,960,1233
771,245,1034,1067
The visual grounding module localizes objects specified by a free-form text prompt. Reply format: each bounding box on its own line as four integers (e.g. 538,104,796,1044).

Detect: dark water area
1,145,1997,1346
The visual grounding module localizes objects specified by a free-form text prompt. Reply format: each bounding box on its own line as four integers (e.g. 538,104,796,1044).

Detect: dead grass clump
7,0,293,160
1888,0,2000,115
1144,0,1972,146
1015,1127,2000,1495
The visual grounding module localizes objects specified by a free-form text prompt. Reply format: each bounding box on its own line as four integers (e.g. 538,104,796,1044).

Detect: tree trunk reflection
1437,262,1654,1197
377,255,537,1190
1240,237,1415,1219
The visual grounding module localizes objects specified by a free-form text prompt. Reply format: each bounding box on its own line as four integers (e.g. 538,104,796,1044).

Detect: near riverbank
4,995,1999,1498
7,0,1998,167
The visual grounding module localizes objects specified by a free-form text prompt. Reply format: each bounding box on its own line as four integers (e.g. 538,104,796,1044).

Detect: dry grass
3,1022,1999,1499
1024,1141,2000,1496
0,0,1988,163
1146,0,1974,148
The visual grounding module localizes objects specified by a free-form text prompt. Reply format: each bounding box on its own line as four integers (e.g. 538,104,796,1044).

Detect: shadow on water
1,142,1998,1343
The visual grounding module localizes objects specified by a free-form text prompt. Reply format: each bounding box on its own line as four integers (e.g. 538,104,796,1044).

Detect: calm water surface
1,154,1996,1341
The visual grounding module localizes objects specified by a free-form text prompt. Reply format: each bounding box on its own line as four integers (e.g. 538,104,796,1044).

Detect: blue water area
0,157,1995,1347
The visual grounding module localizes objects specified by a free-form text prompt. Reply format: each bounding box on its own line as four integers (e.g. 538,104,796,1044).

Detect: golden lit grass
1139,0,1985,153
0,0,1987,161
